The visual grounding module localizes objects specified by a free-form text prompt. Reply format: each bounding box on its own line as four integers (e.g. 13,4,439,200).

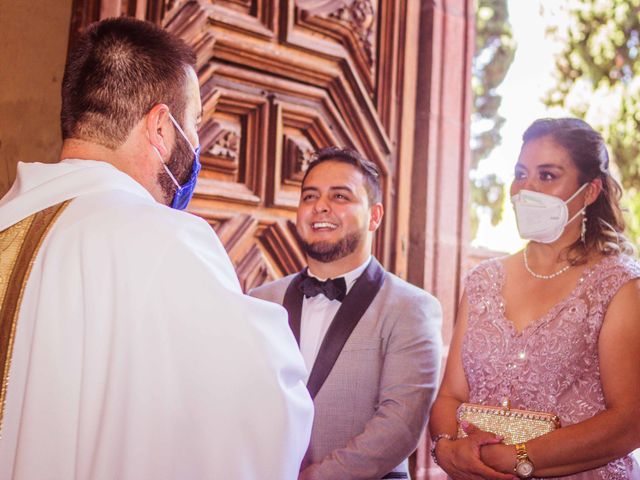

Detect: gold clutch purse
456,398,561,445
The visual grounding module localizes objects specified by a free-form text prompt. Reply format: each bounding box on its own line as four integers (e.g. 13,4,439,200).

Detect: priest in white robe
0,17,313,480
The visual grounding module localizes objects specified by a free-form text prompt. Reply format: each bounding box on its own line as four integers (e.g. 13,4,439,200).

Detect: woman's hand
480,441,518,473
435,422,518,480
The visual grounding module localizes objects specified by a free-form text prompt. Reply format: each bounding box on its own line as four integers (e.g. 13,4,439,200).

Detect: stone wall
0,0,72,196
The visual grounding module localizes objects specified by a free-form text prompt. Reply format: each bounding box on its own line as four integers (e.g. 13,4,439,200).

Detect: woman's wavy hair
522,118,636,262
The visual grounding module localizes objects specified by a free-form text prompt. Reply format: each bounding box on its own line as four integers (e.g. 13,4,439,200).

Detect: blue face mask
154,112,201,210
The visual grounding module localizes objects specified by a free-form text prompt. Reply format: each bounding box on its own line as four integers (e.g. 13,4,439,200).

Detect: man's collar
307,255,372,294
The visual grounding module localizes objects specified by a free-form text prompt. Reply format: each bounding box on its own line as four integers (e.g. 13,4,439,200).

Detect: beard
157,134,195,205
300,230,362,263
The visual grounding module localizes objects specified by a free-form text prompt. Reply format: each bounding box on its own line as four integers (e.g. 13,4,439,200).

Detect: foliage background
471,0,516,237
543,0,640,246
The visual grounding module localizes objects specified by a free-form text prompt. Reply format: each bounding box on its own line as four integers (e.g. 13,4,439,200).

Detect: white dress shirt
300,256,372,374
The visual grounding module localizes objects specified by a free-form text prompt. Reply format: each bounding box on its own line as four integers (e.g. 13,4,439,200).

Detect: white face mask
511,183,588,244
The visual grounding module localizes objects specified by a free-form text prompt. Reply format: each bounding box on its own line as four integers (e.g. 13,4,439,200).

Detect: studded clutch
456,399,561,445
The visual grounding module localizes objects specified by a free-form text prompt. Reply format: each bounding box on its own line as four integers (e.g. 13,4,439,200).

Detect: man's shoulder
372,271,442,329
365,272,442,344
380,271,438,305
57,189,217,263
249,273,299,302
73,189,210,236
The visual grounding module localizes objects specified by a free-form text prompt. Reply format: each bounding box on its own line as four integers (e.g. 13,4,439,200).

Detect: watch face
516,460,534,478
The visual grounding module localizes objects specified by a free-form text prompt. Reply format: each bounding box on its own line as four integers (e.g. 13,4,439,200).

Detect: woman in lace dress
429,118,640,480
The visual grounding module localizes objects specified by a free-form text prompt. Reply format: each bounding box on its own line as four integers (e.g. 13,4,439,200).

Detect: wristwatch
514,442,535,478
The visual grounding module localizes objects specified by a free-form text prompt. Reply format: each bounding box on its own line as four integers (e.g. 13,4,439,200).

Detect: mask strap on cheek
152,145,180,189
567,205,586,225
168,113,197,155
565,182,589,204
565,183,590,225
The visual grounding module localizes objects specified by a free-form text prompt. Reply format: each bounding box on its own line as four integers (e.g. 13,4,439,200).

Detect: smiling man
251,147,443,480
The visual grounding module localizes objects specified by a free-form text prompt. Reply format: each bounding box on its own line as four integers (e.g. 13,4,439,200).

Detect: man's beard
158,135,194,205
300,230,362,263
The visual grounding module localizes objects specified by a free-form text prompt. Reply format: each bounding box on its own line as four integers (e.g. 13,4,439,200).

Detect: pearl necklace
523,246,572,280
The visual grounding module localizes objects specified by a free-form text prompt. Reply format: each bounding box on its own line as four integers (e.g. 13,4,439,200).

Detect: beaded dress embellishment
462,255,640,480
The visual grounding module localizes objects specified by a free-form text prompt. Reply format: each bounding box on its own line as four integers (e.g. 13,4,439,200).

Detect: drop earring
581,212,587,244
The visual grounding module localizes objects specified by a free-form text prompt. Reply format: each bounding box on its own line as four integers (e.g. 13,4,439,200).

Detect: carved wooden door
153,0,409,291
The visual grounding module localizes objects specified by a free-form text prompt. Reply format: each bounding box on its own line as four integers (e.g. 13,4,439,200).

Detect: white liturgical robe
0,159,313,480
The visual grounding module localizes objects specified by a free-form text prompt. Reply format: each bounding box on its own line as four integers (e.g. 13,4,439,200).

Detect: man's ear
585,178,603,206
146,103,172,156
369,203,384,232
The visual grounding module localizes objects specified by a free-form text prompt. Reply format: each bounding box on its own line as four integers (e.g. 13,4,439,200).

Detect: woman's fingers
436,430,518,480
461,421,504,447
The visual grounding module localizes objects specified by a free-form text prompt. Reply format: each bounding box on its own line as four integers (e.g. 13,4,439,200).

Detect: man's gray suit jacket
250,258,443,480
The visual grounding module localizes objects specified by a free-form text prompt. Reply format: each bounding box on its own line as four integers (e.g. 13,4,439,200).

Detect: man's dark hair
61,17,196,149
303,147,382,205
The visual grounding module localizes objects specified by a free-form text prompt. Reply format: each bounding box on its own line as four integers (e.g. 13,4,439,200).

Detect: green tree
543,0,640,246
471,0,516,237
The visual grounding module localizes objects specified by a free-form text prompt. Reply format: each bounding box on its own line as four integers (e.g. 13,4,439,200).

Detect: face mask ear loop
565,182,589,204
564,183,590,226
168,113,197,155
152,145,180,189
567,205,587,226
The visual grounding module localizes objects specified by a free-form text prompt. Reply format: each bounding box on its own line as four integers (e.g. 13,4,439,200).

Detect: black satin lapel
306,258,386,399
282,271,306,345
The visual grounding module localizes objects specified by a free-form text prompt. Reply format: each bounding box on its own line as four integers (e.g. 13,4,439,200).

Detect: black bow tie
299,272,347,302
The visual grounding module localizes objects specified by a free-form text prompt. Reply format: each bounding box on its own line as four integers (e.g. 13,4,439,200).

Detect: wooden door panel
209,0,276,37
162,1,395,283
285,1,378,94
204,212,304,290
161,0,397,285
197,85,269,205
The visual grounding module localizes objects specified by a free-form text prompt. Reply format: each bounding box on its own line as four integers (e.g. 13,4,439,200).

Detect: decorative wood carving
289,2,378,93
294,0,348,14
255,219,305,278
285,136,315,179
209,0,276,38
210,128,240,161
268,98,342,209
220,0,253,10
236,243,270,291
201,118,240,167
68,0,169,48
193,81,269,205
164,1,215,67
328,0,376,66
213,212,256,253
68,0,101,50
195,212,304,292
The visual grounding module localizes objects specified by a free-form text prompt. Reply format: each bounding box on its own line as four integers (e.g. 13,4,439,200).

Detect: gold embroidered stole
0,201,70,433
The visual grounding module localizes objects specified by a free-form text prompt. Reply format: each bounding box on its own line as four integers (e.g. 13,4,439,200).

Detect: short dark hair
303,147,382,205
522,117,634,260
61,17,196,149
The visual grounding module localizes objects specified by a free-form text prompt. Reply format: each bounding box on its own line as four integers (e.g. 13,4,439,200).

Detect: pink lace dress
462,254,640,480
